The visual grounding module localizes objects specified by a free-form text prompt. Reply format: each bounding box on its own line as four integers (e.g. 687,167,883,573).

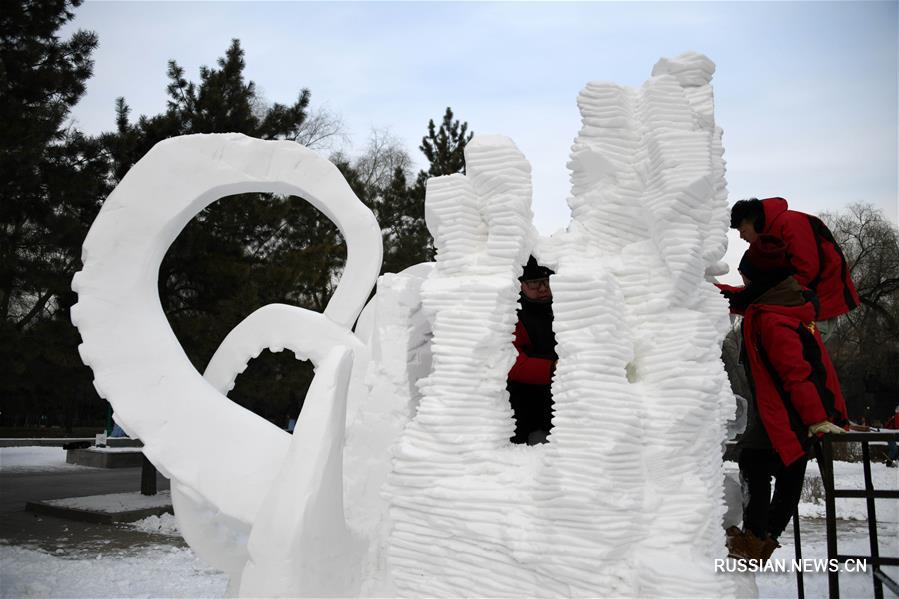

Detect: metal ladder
792,431,899,598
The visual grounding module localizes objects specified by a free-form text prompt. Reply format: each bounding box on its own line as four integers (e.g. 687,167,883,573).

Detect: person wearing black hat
507,256,557,445
716,236,849,562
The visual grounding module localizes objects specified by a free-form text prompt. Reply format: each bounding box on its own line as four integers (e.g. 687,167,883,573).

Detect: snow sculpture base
73,52,743,598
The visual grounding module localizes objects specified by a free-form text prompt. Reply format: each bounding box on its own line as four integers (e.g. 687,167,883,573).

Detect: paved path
1,467,169,512
0,467,181,555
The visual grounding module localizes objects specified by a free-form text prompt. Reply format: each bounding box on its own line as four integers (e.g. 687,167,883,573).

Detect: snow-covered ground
0,447,88,472
0,545,227,598
1,459,895,598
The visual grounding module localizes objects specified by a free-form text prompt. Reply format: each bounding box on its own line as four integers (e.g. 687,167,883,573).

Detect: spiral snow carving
71,134,382,596
73,52,748,598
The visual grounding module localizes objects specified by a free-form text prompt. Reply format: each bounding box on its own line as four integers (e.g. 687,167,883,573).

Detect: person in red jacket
717,237,849,561
730,197,860,333
508,256,557,445
885,408,898,467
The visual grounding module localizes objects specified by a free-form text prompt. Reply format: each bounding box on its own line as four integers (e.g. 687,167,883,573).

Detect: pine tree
396,107,474,271
100,40,331,425
419,106,473,177
1,0,108,429
1,0,100,325
339,108,474,276
378,167,432,275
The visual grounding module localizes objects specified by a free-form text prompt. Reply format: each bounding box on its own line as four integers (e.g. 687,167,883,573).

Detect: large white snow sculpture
382,51,736,598
71,134,382,596
73,51,743,598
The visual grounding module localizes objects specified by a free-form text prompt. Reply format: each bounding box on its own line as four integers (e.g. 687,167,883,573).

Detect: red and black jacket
508,300,557,385
759,197,860,320
740,297,849,466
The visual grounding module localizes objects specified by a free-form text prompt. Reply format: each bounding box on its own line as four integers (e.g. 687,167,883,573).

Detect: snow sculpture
72,51,741,598
382,52,736,597
71,135,382,596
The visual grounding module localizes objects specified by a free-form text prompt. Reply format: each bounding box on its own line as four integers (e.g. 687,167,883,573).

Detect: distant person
885,408,898,468
716,236,849,562
508,256,557,445
730,197,860,339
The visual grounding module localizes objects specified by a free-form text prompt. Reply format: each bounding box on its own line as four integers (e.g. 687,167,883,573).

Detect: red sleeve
781,213,820,287
715,283,744,294
508,320,554,385
758,320,828,427
714,283,747,315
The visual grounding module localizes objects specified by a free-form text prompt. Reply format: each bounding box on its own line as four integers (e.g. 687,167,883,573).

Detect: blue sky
64,1,897,269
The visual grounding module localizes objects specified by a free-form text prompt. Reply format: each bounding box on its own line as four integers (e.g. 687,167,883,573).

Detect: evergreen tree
1,0,108,429
419,106,473,177
337,108,474,277
378,167,432,275
101,40,335,425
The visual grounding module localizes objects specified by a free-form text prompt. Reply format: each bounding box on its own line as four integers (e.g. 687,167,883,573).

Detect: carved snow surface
71,134,383,596
384,51,736,598
72,52,741,598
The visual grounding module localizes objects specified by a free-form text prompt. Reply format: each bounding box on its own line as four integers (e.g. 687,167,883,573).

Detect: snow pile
72,53,736,597
129,512,181,535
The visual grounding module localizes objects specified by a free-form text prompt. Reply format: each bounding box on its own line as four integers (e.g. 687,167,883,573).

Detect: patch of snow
0,545,226,598
128,513,181,536
755,518,899,598
0,447,88,472
46,491,171,513
799,460,899,522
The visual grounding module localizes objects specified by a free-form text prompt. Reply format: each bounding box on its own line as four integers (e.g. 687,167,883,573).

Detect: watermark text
715,558,868,573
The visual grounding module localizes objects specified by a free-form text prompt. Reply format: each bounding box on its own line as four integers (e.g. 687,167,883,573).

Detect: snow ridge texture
381,51,735,598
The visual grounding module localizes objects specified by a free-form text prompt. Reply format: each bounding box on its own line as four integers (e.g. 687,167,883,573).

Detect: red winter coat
741,296,849,466
509,319,554,385
759,197,860,320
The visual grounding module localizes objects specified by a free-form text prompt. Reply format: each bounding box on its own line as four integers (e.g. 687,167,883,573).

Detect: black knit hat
519,255,554,281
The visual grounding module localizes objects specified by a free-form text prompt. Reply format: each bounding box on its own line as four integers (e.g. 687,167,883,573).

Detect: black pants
738,447,808,541
508,382,553,445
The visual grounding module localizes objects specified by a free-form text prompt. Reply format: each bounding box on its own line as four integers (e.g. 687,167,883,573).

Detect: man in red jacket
508,256,557,445
717,237,849,561
730,197,860,334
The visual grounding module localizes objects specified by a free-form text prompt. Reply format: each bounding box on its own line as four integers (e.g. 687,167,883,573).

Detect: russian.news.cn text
715,558,868,574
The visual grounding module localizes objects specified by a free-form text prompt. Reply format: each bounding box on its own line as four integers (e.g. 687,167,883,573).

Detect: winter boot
760,535,781,561
727,530,767,561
